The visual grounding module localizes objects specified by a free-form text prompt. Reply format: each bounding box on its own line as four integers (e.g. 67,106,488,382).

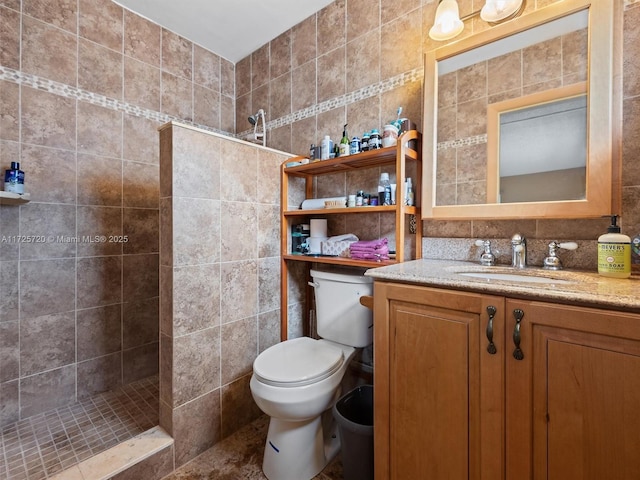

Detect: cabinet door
505,300,640,480
374,282,505,480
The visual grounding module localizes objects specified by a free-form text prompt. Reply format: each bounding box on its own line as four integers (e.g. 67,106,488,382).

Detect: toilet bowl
250,268,373,480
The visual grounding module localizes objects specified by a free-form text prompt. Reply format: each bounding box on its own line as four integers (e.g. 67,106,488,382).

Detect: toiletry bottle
406,177,414,206
597,215,631,278
339,124,350,157
379,172,392,206
321,135,332,160
4,162,24,194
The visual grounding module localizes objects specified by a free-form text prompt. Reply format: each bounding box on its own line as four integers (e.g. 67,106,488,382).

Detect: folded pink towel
351,251,389,261
350,238,388,249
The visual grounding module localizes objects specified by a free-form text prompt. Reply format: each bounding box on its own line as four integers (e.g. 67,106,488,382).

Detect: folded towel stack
349,238,389,261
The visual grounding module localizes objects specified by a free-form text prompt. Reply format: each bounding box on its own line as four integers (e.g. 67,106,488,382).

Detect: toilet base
262,410,340,480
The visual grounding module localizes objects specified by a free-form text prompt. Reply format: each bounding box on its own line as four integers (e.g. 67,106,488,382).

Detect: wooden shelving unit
280,130,422,340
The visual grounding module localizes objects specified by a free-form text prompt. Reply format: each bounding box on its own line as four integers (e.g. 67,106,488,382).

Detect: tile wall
235,0,640,270
159,123,288,467
0,0,234,428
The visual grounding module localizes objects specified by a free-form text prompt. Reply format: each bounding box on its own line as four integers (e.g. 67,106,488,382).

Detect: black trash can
332,385,374,480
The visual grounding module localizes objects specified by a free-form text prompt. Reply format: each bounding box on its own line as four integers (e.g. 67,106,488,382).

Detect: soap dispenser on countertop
598,215,631,278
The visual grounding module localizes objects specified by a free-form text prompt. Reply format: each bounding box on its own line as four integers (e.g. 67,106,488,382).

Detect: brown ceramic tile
258,310,280,353
77,304,122,361
0,205,19,260
221,58,235,97
258,256,280,313
122,253,159,302
123,160,159,209
0,260,18,321
235,93,251,134
221,94,235,133
171,126,220,199
194,84,221,129
23,0,77,33
161,72,193,121
111,444,173,480
382,0,420,24
622,96,640,186
456,181,487,205
268,123,292,152
220,375,262,438
21,15,78,85
252,83,269,119
380,12,422,79
172,389,220,467
523,36,562,87
171,263,220,336
317,47,346,103
18,203,76,259
78,38,123,100
123,296,159,349
123,115,161,164
269,71,291,120
220,260,257,324
236,55,251,98
562,28,588,82
0,320,19,382
220,202,257,262
456,98,487,138
346,30,380,92
171,197,219,266
624,5,640,98
123,342,158,384
0,379,19,426
347,0,379,42
172,326,220,407
124,57,161,111
380,79,422,129
194,44,221,91
291,116,317,156
19,365,76,418
124,9,161,67
292,61,317,111
78,0,123,51
457,61,487,103
77,352,121,397
21,86,76,150
20,144,76,204
0,6,19,70
346,96,380,143
77,102,123,158
220,317,257,385
257,204,280,259
270,30,291,79
77,153,122,206
162,29,193,80
220,140,257,202
76,256,122,309
251,43,270,90
123,207,160,255
20,311,75,376
438,71,457,109
20,258,75,317
0,81,19,141
317,0,346,57
291,14,316,69
159,200,172,269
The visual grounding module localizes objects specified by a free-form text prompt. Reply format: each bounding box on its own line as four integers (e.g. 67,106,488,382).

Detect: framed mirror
422,0,622,220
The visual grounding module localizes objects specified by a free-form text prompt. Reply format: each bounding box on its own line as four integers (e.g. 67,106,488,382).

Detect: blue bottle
4,162,24,194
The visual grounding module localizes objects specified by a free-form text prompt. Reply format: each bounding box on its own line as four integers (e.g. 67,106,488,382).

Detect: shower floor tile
0,376,158,480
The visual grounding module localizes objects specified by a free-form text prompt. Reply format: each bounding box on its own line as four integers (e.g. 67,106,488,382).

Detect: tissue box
321,240,355,257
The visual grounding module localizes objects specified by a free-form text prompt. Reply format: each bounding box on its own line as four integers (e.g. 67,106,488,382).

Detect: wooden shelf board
283,254,396,268
0,191,30,205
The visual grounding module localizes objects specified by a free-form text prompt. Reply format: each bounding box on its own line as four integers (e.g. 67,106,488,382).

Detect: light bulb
480,0,524,23
429,0,464,41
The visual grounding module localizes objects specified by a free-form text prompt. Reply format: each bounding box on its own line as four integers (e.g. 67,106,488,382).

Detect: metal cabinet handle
486,305,497,355
512,309,524,360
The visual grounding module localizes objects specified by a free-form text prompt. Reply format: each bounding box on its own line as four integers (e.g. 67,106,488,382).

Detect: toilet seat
253,337,344,387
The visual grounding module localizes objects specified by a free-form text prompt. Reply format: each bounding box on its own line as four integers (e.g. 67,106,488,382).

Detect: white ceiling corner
113,0,335,63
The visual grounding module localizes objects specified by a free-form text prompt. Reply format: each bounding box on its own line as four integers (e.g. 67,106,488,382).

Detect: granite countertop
365,259,640,311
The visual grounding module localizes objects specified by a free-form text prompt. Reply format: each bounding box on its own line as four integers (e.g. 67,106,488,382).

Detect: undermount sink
457,271,573,285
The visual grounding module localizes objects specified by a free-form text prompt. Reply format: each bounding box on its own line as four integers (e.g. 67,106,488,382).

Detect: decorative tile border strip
0,65,229,136
437,134,488,151
2,63,425,142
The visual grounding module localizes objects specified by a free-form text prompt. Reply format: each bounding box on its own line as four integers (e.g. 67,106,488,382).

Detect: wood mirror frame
421,0,623,220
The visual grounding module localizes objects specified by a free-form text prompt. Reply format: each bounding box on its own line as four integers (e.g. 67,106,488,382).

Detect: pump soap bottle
597,215,631,278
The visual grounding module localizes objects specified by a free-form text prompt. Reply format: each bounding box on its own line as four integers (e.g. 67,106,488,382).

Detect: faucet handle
543,241,578,270
475,239,496,266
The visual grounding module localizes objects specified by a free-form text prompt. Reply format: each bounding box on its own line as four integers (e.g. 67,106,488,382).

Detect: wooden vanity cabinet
374,281,640,480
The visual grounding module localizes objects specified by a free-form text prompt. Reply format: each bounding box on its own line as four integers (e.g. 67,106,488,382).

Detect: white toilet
250,268,373,480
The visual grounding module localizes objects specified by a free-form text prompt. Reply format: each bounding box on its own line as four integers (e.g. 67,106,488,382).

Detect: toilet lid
253,337,344,387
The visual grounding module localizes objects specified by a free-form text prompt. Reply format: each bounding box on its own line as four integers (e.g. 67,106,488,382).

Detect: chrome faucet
543,241,578,270
475,239,496,266
511,234,527,268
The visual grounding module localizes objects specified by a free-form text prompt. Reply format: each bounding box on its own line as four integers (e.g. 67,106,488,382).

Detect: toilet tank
310,269,373,348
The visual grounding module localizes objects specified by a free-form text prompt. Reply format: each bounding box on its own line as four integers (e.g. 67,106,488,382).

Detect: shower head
248,109,265,125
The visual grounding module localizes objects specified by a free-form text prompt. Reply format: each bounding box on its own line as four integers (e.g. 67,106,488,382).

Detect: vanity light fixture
429,0,525,41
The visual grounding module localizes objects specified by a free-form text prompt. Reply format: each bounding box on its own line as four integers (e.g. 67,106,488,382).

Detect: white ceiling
114,0,335,63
